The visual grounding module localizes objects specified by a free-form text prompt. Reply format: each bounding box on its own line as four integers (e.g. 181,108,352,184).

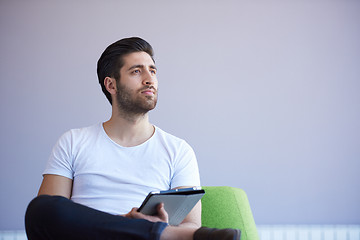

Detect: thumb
157,203,169,223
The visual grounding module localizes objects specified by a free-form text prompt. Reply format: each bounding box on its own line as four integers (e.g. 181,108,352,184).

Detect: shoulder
56,123,102,146
154,126,185,144
153,126,193,151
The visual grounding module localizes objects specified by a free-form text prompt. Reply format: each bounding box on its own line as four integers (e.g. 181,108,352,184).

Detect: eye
132,69,141,74
150,68,157,75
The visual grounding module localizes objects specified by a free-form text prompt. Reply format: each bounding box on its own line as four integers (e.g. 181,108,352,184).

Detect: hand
124,202,169,223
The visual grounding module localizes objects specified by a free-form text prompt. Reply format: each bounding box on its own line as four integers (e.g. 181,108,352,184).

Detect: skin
38,51,201,240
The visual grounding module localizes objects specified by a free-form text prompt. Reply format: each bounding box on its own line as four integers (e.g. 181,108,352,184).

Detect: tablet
138,187,205,226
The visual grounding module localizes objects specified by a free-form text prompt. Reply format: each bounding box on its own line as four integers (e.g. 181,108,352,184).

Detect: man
25,37,241,240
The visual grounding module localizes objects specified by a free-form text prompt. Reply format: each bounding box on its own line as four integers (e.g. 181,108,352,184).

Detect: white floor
1,225,360,240
257,225,360,240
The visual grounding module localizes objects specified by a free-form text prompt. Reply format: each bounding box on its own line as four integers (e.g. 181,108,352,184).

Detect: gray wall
1,0,359,230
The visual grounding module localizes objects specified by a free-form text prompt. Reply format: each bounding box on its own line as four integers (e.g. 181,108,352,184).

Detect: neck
103,107,154,147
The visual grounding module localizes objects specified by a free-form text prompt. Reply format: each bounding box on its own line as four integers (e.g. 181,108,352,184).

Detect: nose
142,70,157,86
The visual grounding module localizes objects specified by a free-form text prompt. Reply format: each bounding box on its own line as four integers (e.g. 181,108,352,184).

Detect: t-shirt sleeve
170,141,201,189
43,131,74,180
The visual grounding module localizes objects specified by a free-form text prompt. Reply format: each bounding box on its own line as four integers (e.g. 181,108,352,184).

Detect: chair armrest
201,186,259,240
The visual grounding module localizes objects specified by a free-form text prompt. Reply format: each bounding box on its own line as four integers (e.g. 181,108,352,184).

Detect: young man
25,37,241,240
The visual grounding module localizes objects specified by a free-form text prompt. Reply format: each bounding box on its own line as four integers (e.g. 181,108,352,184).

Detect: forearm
177,201,201,228
177,221,201,229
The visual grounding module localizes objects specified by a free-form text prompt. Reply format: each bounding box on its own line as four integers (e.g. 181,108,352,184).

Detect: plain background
1,0,359,230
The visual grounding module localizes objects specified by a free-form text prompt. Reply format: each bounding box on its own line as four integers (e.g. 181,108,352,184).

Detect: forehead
121,51,155,67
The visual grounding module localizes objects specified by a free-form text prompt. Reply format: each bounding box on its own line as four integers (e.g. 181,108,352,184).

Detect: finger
130,209,147,219
124,208,137,219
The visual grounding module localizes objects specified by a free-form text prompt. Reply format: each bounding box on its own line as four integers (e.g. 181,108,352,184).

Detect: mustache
140,86,157,92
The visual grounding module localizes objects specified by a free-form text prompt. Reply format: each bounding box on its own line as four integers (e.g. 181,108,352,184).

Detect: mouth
142,90,154,95
140,88,156,96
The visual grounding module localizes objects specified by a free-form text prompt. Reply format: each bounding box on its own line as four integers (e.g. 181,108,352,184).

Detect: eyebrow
127,64,157,71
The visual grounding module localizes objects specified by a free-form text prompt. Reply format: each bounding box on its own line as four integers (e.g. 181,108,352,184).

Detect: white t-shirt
44,123,201,215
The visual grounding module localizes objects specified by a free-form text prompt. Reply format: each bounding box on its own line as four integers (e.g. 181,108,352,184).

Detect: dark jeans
25,195,168,240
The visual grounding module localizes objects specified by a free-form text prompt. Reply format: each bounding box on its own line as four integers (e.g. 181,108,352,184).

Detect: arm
169,142,201,227
38,174,73,199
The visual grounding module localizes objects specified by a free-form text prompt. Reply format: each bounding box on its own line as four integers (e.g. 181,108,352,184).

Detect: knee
25,195,69,226
26,195,68,213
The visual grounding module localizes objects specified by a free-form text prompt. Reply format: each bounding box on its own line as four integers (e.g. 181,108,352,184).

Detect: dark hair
97,37,154,104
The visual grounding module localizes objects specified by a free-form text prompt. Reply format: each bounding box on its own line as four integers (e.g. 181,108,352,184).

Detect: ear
104,77,117,95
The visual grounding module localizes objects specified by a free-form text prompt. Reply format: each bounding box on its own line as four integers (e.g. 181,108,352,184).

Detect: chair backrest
201,186,259,240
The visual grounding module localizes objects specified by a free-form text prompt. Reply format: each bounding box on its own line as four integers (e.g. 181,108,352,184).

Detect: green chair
201,186,259,240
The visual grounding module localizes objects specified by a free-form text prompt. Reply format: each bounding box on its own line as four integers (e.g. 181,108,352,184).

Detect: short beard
115,81,157,117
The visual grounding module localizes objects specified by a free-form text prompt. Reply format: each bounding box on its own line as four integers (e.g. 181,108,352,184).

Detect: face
115,51,158,115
